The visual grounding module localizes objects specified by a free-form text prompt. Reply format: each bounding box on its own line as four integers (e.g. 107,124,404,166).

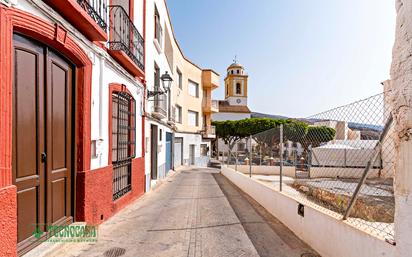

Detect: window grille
112,91,136,200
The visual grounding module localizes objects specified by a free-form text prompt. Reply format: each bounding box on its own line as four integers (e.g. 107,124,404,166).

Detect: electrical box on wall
91,139,103,159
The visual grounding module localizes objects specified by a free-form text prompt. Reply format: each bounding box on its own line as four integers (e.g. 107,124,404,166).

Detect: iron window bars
109,5,145,71
77,0,108,31
112,91,136,200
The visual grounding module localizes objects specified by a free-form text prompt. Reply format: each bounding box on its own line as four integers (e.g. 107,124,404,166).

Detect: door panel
174,138,183,168
13,34,74,254
46,50,73,225
151,125,158,180
13,34,45,244
165,133,172,172
189,145,195,165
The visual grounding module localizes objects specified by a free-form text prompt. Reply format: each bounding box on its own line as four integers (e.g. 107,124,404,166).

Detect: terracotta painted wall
76,157,145,225
0,186,17,257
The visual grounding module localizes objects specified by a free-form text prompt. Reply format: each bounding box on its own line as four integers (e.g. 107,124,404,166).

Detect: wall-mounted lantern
147,71,173,98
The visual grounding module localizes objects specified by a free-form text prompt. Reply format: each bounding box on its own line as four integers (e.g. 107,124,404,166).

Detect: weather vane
233,55,238,63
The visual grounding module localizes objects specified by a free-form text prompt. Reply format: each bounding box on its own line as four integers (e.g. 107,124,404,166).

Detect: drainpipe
98,56,105,167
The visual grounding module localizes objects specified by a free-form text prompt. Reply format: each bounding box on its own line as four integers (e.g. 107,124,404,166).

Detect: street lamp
148,71,173,98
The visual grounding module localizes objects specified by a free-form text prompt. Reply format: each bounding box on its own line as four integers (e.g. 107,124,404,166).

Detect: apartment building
144,0,219,190
0,0,146,255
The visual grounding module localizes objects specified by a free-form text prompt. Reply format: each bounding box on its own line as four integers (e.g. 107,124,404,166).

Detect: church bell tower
224,58,248,106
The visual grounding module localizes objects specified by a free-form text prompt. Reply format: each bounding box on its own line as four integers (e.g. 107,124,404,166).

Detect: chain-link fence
219,92,396,242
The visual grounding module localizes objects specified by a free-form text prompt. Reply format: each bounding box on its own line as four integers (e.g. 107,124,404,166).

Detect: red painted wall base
76,157,145,225
0,186,17,257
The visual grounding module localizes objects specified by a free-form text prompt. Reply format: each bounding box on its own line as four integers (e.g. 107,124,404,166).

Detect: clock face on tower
236,99,241,104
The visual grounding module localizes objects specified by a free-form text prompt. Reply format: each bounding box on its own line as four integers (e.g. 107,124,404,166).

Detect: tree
213,118,309,157
213,120,243,153
303,126,336,148
213,118,335,160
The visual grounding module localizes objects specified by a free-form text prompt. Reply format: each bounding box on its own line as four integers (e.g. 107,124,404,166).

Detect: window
200,144,208,156
237,70,240,74
236,83,242,94
154,63,160,90
188,110,199,126
175,105,182,123
153,63,166,114
177,68,182,89
154,5,162,45
188,80,199,97
112,91,136,200
226,84,229,96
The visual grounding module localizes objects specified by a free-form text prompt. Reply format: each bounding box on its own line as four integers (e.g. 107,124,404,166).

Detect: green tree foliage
213,118,335,155
303,126,336,148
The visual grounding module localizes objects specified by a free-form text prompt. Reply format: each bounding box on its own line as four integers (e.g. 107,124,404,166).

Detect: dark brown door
150,125,158,180
12,34,74,254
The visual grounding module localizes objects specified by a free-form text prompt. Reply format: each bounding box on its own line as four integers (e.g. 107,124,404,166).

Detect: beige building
145,0,220,188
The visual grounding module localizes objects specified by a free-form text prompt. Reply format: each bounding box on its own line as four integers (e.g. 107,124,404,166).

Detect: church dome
228,62,243,70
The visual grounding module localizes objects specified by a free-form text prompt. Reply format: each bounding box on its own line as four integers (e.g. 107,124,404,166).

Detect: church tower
224,60,248,106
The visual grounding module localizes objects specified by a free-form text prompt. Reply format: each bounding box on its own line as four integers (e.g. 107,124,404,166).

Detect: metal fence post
235,151,238,171
280,124,283,192
343,115,393,220
249,135,252,178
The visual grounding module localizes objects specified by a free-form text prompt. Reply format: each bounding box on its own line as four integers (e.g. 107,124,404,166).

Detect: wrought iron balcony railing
77,0,108,31
109,5,145,71
153,90,167,118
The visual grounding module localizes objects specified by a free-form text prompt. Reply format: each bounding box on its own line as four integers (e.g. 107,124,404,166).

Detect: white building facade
144,0,219,190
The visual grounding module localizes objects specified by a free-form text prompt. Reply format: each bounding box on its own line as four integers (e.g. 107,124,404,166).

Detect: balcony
202,70,220,89
108,5,145,77
202,98,219,113
152,92,167,119
44,0,108,41
202,126,216,139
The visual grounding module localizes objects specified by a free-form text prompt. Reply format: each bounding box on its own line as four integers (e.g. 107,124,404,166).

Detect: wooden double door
12,34,74,254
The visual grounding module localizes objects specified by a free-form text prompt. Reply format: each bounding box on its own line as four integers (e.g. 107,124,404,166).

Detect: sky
166,0,396,118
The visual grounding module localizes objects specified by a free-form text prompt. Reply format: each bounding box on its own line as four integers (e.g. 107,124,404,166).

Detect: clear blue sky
166,0,396,118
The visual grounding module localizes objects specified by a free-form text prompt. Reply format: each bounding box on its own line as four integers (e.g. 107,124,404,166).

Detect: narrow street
53,168,318,257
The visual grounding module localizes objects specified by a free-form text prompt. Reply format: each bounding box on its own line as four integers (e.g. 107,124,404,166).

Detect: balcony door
13,33,74,255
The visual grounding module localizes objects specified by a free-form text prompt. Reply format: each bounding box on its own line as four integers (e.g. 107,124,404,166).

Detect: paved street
52,167,318,257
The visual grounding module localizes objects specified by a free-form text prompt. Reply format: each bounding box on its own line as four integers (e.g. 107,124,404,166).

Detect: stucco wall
389,1,412,256
1,1,146,255
221,166,395,257
0,186,17,257
15,0,145,173
174,132,210,166
227,165,296,177
76,157,145,225
212,112,251,121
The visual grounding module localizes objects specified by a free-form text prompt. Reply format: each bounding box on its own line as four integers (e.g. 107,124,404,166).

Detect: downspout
142,0,147,159
99,56,105,167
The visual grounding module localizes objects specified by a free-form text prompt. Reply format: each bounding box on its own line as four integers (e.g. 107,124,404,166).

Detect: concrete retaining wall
227,165,296,177
309,167,380,179
221,166,395,257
